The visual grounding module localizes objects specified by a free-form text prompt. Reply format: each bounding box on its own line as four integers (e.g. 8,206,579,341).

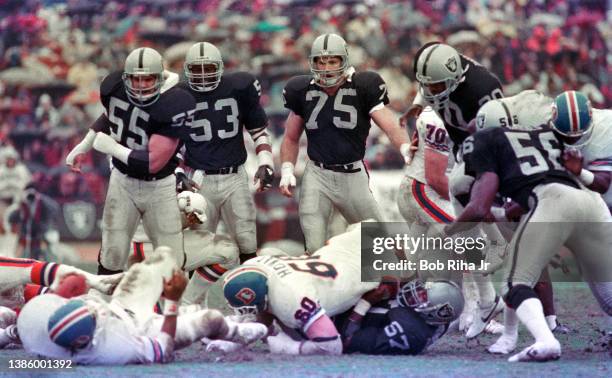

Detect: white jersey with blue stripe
580,108,612,206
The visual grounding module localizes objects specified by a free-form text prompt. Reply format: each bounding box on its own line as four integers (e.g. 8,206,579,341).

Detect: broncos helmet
550,90,593,146
122,47,165,107
397,279,464,325
414,43,464,107
184,42,224,92
47,299,96,350
309,33,349,88
475,99,518,131
223,267,268,315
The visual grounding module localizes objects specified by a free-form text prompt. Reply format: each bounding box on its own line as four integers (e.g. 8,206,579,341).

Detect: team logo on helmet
476,113,486,130
436,303,454,319
235,288,256,305
444,57,457,72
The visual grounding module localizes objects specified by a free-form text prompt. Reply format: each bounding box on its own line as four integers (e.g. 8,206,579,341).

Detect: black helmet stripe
323,34,329,50
200,42,204,57
421,44,440,77
500,101,513,127
138,48,144,69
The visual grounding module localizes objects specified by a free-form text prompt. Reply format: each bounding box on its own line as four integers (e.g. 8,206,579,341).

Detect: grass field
0,279,610,377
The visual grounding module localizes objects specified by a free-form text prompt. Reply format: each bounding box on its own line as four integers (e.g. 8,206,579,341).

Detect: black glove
254,165,274,192
176,171,196,192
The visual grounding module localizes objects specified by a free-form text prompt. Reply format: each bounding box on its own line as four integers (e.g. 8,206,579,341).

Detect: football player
445,118,612,361
401,42,503,153
222,223,379,355
338,279,463,355
17,248,267,365
65,47,196,274
178,42,272,265
279,33,412,253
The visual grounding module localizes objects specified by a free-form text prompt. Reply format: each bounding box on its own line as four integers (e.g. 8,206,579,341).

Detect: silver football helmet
414,43,464,107
397,279,464,325
475,99,517,131
309,33,349,88
184,42,224,92
122,47,165,106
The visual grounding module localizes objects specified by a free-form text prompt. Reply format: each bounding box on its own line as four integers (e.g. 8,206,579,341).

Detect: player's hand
362,276,400,305
562,148,583,176
399,104,423,128
279,162,296,198
92,132,119,155
254,165,274,192
503,200,525,222
162,270,187,301
176,170,199,192
401,131,419,165
66,152,85,173
266,331,300,354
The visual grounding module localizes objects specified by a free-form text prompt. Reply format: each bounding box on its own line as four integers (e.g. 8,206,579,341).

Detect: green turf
0,283,609,377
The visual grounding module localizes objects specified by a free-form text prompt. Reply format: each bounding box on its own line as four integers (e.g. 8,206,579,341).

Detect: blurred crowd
0,0,609,229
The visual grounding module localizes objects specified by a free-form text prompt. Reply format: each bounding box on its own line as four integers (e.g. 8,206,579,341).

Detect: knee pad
503,284,538,310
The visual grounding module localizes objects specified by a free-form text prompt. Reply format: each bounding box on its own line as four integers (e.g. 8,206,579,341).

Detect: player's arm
563,150,612,193
445,172,499,235
65,115,112,172
92,132,179,175
279,111,304,197
370,107,413,164
267,313,343,356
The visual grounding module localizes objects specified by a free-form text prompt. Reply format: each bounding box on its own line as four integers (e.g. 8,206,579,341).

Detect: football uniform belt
312,161,361,173
203,165,240,175
114,162,173,181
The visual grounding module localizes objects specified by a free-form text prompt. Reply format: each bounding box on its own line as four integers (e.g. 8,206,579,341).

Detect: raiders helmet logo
476,113,486,130
445,57,457,72
235,288,256,305
436,304,454,319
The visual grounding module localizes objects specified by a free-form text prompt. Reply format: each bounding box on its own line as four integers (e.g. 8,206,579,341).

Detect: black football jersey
177,72,268,170
437,56,503,147
98,71,196,178
283,70,389,164
341,306,443,356
468,127,579,209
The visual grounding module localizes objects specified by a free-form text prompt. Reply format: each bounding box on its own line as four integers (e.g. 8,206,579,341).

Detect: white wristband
281,162,294,176
490,206,507,222
164,300,179,316
257,150,274,168
353,299,372,316
400,143,411,158
578,169,594,186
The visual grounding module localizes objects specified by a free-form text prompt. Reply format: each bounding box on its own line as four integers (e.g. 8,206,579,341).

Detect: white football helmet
475,99,518,131
122,47,165,106
414,43,464,107
184,42,224,92
309,33,349,88
177,191,207,224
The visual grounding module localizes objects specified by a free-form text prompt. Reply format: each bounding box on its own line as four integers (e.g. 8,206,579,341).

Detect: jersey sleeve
422,118,450,154
237,73,268,130
90,114,113,133
282,76,309,117
467,129,500,176
149,87,196,138
271,277,324,333
99,71,123,110
357,71,389,114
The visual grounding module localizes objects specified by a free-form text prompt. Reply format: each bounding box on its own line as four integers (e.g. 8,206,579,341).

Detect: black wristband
128,150,151,175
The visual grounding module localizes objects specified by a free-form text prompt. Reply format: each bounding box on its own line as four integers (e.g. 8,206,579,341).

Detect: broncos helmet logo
235,287,256,305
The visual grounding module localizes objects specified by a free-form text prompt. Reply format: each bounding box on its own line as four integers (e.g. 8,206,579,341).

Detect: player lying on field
15,248,267,365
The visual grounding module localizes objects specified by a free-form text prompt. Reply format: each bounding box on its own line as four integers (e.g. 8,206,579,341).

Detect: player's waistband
200,164,240,175
113,161,174,181
311,160,362,173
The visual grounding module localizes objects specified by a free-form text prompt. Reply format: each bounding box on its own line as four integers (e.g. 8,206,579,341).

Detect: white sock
515,298,556,343
473,273,496,307
545,315,558,331
503,306,519,338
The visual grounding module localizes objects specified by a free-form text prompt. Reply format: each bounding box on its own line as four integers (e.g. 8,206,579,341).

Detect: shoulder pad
353,70,384,85
284,75,312,93
225,71,257,90
100,71,124,97
175,80,191,92
150,87,196,122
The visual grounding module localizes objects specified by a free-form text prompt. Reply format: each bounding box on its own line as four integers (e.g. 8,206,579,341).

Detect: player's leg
182,230,240,306
299,163,334,253
99,170,141,274
219,167,257,257
141,176,185,269
111,247,176,327
335,163,383,224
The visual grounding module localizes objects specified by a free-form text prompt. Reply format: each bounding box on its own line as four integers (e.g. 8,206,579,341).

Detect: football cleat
466,295,505,339
488,333,518,354
508,339,561,362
